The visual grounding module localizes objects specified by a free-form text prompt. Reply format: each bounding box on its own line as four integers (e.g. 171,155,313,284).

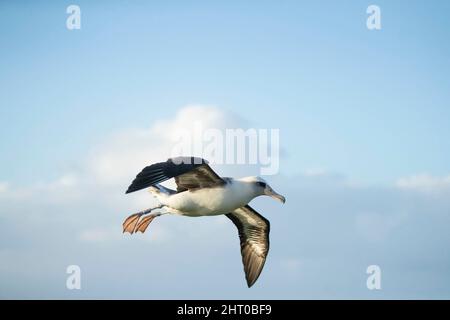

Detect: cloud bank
0,105,449,299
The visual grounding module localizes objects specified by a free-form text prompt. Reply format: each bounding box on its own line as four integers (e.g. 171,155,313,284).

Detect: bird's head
243,176,286,204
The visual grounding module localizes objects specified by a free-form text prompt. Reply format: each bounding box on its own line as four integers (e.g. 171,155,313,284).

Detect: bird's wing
174,163,224,192
226,205,270,287
126,157,224,194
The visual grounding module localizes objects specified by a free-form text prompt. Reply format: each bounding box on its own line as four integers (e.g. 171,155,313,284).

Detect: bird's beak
265,188,286,204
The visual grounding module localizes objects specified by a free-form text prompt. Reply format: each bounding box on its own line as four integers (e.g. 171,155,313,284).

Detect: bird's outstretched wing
226,205,270,287
126,157,224,194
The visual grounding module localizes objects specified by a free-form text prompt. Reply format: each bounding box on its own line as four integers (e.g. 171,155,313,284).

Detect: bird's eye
257,182,267,188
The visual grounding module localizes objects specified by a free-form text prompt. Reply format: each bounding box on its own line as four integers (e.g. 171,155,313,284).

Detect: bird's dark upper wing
126,157,224,194
226,205,270,287
174,163,224,192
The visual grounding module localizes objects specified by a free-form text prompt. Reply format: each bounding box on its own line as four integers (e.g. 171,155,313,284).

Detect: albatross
123,156,286,287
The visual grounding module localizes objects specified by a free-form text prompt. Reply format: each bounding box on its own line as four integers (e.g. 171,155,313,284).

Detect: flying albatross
123,156,285,287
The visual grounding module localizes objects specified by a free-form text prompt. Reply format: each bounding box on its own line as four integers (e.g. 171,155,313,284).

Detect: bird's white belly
164,187,252,217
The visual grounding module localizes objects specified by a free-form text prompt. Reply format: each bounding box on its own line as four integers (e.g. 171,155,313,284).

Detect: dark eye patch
257,182,267,188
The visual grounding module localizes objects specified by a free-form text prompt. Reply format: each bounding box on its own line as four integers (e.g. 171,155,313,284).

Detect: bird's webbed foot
122,213,144,234
122,206,164,234
134,215,157,233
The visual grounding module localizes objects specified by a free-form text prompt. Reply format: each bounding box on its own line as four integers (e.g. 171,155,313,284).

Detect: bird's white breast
164,181,256,217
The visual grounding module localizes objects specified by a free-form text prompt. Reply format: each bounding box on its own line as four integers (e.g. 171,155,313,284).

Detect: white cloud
1,105,247,210
56,173,78,187
0,182,8,193
396,174,450,193
1,104,276,208
86,104,243,186
0,175,84,207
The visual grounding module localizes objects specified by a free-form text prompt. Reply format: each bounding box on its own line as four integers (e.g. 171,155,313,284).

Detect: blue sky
1,1,450,299
1,0,450,184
